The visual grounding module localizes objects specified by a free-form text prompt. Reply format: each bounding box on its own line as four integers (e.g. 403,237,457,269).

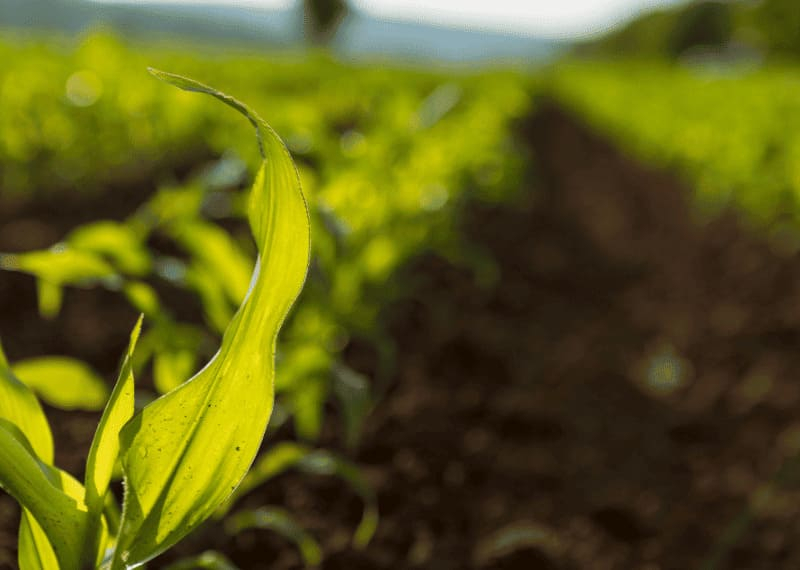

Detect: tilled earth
3,101,800,569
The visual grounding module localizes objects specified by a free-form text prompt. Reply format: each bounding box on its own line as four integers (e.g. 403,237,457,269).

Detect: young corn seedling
0,69,310,569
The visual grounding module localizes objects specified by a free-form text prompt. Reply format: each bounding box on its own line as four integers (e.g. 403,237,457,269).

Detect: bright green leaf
12,357,109,411
84,315,143,559
68,221,151,276
0,340,54,462
109,71,310,569
19,511,58,570
122,281,162,317
0,419,90,569
153,348,197,395
36,281,63,320
290,376,327,441
183,263,234,333
170,220,253,307
2,247,117,285
2,247,118,318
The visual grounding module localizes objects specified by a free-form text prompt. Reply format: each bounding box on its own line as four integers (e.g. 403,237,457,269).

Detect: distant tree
303,0,348,44
574,0,736,59
668,1,733,57
752,0,800,57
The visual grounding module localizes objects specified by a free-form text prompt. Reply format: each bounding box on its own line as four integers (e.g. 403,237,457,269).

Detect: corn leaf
68,221,151,276
170,220,252,307
0,419,90,569
12,357,109,411
0,342,62,569
84,315,143,556
109,71,310,569
153,349,197,395
1,247,117,285
18,511,59,570
1,247,118,318
0,341,53,462
36,281,63,320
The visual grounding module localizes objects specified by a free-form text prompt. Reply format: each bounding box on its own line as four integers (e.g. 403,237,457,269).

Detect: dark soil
3,101,800,569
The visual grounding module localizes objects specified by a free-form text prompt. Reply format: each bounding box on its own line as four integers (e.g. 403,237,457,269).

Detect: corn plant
0,69,310,569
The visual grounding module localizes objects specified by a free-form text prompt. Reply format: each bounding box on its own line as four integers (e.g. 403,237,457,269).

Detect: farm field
3,23,800,570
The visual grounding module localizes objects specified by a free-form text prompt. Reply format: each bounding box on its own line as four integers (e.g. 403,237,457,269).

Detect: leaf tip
129,314,144,352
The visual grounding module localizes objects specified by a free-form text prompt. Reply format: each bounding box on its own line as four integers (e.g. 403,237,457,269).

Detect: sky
95,0,689,39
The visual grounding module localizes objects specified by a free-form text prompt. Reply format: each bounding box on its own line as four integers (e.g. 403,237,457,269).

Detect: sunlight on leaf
68,221,151,276
109,70,310,569
84,316,143,560
0,419,90,569
18,511,59,570
12,357,109,411
0,341,54,462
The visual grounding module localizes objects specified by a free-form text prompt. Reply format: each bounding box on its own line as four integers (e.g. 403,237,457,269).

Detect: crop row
552,60,800,238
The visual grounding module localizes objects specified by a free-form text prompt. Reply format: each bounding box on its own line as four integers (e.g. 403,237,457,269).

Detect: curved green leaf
12,357,109,411
84,316,143,561
110,71,310,569
19,511,58,570
0,341,53,463
154,348,198,395
68,221,151,276
0,419,90,569
1,247,118,318
170,220,253,307
36,281,63,319
1,247,117,285
0,342,63,568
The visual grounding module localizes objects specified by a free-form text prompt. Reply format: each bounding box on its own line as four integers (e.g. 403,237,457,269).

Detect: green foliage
552,61,800,232
577,0,735,59
750,0,800,58
107,70,310,569
0,72,310,569
0,31,532,566
12,357,108,411
0,31,531,445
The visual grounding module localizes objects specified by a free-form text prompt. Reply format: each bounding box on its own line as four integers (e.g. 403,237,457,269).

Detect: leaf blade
0,340,54,463
0,419,89,569
111,73,310,569
12,357,109,411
